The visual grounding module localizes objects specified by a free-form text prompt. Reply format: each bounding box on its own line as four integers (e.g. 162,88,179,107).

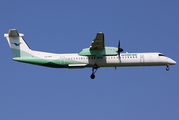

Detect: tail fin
4,29,33,58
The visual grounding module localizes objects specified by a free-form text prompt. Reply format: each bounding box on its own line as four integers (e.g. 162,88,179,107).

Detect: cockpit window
158,54,166,56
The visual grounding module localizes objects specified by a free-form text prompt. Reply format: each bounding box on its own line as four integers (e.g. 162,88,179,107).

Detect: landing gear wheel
166,65,169,71
166,67,169,71
90,64,98,79
91,74,95,79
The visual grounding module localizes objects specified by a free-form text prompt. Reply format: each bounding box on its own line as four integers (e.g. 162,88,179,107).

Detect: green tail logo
13,42,21,46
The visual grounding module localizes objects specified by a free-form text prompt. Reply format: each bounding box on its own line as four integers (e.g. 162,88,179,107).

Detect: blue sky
0,0,179,120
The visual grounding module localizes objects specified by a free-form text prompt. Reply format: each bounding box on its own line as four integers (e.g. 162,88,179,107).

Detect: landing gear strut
166,64,170,71
90,64,98,79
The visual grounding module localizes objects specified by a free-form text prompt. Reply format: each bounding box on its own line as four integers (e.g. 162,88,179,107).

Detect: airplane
4,29,176,79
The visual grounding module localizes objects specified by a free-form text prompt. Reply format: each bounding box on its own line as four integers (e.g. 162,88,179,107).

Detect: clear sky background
0,0,179,120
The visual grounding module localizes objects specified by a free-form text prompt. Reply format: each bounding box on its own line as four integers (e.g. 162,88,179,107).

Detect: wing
90,32,104,50
78,32,118,57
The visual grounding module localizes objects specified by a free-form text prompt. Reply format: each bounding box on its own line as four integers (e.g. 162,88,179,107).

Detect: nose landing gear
166,64,170,71
90,64,98,79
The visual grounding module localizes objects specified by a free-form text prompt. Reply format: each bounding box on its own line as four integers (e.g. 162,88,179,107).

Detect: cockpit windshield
158,54,166,56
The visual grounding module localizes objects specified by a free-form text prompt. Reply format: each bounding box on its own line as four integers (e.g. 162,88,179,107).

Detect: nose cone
168,58,177,65
172,60,177,65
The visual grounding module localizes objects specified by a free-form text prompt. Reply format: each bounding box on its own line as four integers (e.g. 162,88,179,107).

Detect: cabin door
140,54,144,63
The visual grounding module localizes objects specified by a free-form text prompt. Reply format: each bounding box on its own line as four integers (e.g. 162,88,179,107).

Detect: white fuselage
66,53,175,68
25,51,176,68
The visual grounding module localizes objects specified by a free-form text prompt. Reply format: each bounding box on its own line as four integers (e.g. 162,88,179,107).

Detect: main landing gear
90,64,98,79
166,64,170,71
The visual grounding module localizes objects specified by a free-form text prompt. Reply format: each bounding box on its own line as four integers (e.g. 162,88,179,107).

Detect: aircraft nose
172,60,177,65
168,58,176,65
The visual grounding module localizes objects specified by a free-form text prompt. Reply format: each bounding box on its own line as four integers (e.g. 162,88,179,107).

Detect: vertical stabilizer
4,29,32,58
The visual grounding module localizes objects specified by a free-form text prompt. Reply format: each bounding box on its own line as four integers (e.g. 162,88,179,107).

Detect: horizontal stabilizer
4,29,24,37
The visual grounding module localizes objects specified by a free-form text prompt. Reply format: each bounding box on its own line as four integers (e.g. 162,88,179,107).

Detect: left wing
90,32,104,50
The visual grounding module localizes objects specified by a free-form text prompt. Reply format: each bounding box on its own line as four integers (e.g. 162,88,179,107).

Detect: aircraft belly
97,57,166,67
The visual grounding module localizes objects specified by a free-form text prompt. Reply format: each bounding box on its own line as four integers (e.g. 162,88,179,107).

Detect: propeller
117,40,123,56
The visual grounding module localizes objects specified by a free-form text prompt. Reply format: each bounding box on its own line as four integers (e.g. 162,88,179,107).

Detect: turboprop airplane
4,29,176,79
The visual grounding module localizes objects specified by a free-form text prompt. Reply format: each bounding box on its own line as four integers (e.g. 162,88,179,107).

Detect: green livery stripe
11,48,33,57
13,57,87,68
13,58,49,64
13,53,87,68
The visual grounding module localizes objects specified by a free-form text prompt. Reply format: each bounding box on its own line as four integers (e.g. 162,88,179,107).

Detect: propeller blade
118,40,121,49
118,40,123,55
